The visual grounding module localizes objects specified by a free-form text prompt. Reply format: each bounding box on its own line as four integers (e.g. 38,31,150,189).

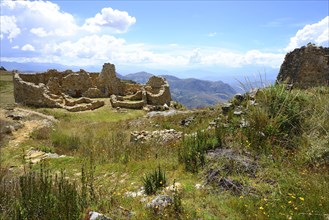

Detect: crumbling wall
13,72,104,111
123,83,143,95
277,44,329,88
13,72,62,108
13,63,173,111
145,76,171,106
62,70,92,97
97,63,124,96
110,95,145,109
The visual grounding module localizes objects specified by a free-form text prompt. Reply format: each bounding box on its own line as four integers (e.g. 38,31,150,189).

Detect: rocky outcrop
277,44,329,88
13,63,172,111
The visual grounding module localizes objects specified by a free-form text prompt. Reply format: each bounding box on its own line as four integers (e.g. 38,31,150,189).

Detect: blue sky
1,0,328,81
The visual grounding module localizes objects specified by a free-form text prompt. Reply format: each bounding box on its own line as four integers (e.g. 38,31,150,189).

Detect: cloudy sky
0,0,328,80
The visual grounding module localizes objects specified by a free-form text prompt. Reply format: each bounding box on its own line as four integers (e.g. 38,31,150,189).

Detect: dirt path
3,107,57,147
8,120,45,147
15,107,58,123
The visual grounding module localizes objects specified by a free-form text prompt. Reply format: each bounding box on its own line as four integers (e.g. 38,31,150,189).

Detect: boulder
146,195,173,210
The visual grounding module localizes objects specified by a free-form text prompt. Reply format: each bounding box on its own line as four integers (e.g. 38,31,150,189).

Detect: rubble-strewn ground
1,71,329,219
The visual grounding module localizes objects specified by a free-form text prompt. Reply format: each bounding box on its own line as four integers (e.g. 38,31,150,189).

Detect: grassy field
0,71,15,108
1,73,329,219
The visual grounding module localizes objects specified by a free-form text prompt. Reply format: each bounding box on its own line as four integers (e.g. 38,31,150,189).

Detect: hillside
1,68,329,219
122,72,236,108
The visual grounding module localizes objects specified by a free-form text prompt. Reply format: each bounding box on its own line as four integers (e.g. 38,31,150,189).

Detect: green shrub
179,131,217,173
244,84,308,152
16,165,83,219
36,145,54,153
142,165,167,195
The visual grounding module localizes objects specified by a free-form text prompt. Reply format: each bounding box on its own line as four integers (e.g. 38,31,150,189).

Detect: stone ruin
13,63,171,111
277,44,329,88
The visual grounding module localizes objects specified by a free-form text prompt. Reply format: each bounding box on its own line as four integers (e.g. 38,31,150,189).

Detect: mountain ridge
121,72,236,108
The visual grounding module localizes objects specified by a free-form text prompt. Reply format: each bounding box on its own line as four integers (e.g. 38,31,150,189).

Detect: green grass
38,106,145,123
1,83,329,219
0,71,15,107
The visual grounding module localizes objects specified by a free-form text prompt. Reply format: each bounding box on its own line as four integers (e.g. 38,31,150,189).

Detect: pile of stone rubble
130,129,183,143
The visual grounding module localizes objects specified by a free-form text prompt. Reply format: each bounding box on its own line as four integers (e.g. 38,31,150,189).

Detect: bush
142,165,167,195
179,131,217,173
244,84,308,151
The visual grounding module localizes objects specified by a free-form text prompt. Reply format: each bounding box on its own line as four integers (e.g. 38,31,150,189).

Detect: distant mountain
122,72,236,108
122,72,154,84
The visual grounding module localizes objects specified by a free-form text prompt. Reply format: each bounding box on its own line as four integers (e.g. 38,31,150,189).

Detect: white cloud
83,7,136,33
0,1,293,71
189,48,202,63
30,28,49,37
0,15,21,41
285,16,329,51
22,44,35,51
1,0,78,38
40,35,187,67
188,49,284,68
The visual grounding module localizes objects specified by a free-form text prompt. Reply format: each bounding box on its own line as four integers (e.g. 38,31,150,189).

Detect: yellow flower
299,197,304,201
294,207,298,210
259,206,264,210
288,201,292,204
291,195,296,199
240,196,244,199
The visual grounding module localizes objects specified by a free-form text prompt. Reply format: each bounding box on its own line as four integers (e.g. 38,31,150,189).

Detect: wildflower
294,207,298,210
263,198,268,202
259,206,264,210
240,196,244,199
299,197,304,201
288,201,292,204
291,195,296,199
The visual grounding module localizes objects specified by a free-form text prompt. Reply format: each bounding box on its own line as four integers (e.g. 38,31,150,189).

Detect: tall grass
242,84,309,153
178,130,217,173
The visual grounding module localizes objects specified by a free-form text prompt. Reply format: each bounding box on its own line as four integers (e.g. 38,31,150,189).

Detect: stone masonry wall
277,44,329,88
13,63,173,111
145,76,171,105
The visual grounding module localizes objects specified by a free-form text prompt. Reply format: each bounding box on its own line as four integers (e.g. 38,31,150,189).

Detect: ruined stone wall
13,72,62,108
62,70,92,97
19,70,71,85
277,44,329,88
123,83,143,95
110,95,145,109
97,63,124,96
13,63,173,111
145,76,171,105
